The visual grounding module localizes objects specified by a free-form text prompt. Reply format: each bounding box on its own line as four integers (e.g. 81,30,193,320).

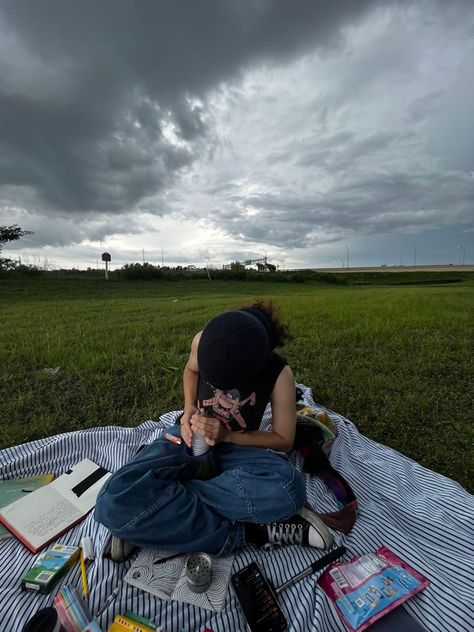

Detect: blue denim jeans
94,426,306,555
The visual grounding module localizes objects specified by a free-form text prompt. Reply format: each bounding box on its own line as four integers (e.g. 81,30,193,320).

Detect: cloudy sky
0,0,473,270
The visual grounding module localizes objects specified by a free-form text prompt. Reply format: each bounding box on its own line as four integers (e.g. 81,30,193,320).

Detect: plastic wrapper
318,546,429,631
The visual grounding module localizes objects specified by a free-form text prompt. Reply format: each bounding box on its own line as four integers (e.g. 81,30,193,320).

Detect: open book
0,459,111,553
125,548,234,612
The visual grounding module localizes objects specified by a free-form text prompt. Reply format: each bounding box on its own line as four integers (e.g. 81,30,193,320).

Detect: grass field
1,274,473,492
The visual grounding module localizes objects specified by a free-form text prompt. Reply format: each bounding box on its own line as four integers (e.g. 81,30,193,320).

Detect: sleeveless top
197,352,288,433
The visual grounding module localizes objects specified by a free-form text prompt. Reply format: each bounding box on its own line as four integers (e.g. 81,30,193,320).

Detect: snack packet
318,546,429,631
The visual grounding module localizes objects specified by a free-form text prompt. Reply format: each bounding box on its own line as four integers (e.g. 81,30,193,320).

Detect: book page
49,459,111,513
0,459,110,550
0,487,83,550
0,475,54,539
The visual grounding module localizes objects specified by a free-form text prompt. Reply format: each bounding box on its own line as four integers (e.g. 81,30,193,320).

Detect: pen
94,586,120,619
153,551,183,565
79,548,89,599
275,545,347,594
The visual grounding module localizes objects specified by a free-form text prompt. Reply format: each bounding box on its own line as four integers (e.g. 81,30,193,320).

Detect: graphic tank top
197,352,287,432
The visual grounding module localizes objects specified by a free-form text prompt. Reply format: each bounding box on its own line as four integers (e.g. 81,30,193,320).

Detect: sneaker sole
299,507,334,549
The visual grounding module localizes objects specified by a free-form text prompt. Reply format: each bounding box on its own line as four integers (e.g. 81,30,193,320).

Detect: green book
0,474,54,539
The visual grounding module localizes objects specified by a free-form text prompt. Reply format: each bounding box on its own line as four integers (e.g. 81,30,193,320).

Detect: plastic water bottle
191,432,210,457
191,410,210,456
190,410,215,479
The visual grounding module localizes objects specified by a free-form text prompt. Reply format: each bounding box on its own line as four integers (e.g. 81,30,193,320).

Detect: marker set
53,584,95,631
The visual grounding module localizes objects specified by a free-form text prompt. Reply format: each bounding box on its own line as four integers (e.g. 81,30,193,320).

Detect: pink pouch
318,546,429,631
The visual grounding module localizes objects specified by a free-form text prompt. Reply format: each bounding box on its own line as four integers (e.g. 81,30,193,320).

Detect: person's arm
181,331,202,447
191,366,297,452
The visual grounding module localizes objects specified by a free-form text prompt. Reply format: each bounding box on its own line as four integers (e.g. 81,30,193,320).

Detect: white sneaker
248,507,334,550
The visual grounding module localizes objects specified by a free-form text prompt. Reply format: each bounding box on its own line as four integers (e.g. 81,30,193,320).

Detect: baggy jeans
94,426,306,556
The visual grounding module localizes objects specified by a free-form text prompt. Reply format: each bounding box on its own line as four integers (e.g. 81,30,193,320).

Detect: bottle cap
81,536,94,560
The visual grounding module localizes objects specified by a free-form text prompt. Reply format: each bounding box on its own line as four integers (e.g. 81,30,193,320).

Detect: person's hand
180,406,197,448
190,410,231,446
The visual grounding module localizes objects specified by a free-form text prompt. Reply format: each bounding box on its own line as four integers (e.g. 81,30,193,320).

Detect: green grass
1,275,473,492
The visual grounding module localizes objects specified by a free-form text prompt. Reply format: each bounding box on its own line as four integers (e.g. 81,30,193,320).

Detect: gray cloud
190,162,474,248
0,0,383,218
406,90,444,125
4,212,156,249
0,0,473,265
296,131,401,170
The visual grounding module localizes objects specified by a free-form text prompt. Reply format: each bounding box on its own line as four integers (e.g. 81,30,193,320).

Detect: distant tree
0,225,33,270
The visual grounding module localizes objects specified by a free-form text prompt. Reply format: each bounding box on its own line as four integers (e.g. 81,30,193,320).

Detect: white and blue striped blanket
1,384,472,631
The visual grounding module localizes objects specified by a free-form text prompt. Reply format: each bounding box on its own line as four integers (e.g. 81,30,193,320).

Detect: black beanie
197,310,270,389
239,306,278,350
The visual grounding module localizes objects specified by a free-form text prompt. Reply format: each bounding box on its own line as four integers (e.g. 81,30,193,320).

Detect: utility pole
413,246,416,267
206,250,212,281
142,249,145,264
345,246,350,269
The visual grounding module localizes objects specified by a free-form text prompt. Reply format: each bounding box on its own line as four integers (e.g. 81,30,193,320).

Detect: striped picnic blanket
0,384,472,631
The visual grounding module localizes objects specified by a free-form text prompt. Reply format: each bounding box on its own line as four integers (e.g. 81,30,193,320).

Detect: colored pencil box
21,544,80,594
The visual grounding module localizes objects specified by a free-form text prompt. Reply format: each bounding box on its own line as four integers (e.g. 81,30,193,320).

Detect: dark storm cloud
0,0,384,216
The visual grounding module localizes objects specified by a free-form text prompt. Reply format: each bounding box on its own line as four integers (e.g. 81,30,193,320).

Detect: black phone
231,562,288,632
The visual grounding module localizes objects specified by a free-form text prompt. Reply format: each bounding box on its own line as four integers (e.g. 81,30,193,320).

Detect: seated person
95,301,333,561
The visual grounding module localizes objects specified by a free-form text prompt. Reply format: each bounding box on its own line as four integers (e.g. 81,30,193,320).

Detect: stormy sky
1,0,473,270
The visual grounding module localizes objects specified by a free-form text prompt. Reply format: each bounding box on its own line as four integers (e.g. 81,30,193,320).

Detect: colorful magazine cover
318,546,429,631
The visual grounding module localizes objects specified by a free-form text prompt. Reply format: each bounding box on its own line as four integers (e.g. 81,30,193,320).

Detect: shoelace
265,522,304,547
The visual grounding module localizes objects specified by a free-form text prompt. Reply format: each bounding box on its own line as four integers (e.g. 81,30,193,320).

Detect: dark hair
236,299,293,348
